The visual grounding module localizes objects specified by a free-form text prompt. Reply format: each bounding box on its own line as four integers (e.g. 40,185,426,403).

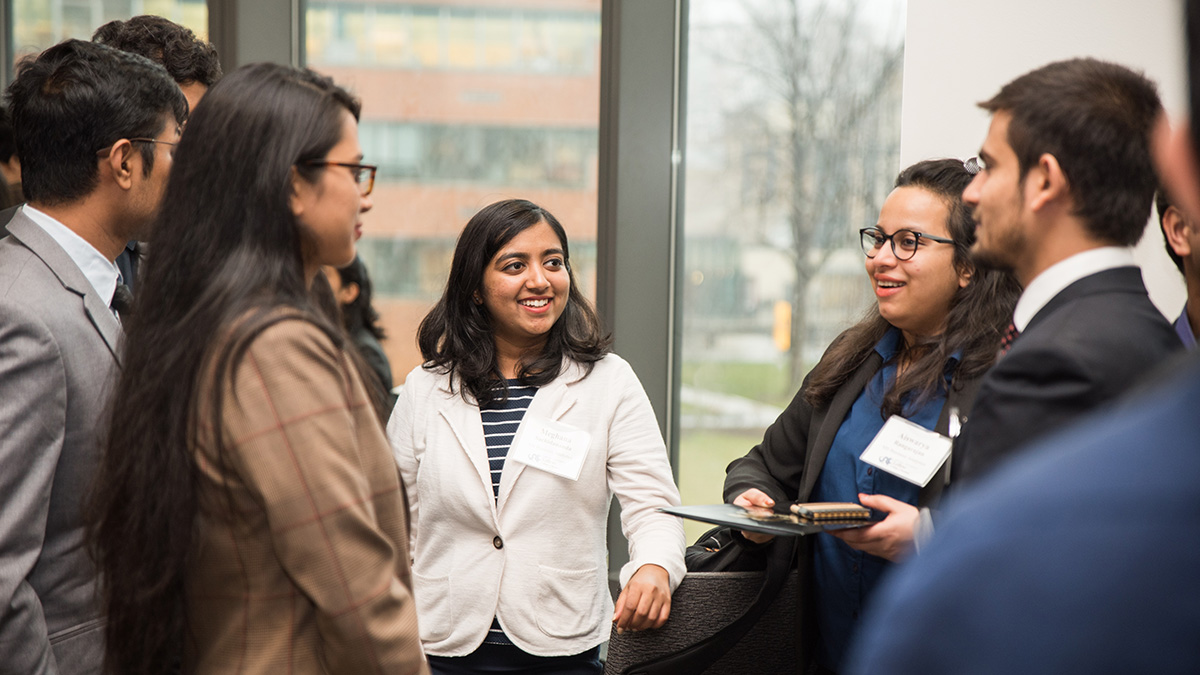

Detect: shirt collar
874,326,962,374
22,204,121,307
1012,247,1137,331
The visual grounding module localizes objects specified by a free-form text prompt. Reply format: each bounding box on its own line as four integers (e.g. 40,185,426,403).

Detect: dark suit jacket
723,336,985,671
0,212,121,674
847,351,1200,675
953,267,1180,483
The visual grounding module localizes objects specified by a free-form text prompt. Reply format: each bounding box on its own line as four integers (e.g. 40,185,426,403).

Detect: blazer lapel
798,352,882,501
8,213,123,365
497,364,581,513
436,398,496,517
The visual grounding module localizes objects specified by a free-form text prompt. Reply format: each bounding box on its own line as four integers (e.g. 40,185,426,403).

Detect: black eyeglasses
302,160,377,196
859,227,955,261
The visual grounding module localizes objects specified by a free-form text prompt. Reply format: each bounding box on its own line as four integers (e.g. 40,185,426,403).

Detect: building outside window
305,0,602,380
11,0,207,65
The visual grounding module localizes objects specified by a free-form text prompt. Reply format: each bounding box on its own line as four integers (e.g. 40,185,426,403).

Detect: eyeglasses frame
859,227,955,261
302,160,378,196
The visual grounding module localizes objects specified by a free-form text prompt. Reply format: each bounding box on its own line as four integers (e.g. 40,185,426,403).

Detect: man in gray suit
0,40,185,673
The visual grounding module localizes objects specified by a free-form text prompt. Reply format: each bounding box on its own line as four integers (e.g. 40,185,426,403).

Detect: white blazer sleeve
604,359,686,591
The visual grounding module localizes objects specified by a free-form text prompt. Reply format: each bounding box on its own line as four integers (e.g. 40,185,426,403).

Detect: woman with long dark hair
89,63,427,674
723,158,1021,674
387,199,685,674
324,254,396,407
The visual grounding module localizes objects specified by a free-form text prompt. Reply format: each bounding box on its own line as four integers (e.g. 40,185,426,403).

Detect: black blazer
953,266,1181,483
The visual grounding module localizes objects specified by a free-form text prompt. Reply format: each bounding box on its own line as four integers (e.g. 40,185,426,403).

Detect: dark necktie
111,283,133,324
998,321,1020,357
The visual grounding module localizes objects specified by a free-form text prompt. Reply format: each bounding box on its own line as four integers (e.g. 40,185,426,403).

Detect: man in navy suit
845,5,1200,672
952,57,1180,483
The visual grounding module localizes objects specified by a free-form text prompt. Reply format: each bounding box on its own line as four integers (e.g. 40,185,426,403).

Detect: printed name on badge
859,415,953,487
507,417,592,481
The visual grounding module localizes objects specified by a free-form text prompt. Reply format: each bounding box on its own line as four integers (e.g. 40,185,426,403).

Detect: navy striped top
479,380,537,646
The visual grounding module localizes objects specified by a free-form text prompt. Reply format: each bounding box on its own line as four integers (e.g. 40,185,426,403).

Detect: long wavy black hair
418,198,611,405
804,158,1021,416
87,63,361,674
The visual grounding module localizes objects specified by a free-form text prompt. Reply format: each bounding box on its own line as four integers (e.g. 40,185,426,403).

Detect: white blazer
387,354,686,657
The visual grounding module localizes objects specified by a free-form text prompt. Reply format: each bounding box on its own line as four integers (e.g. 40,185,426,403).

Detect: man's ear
1026,153,1070,212
1162,205,1194,258
102,139,137,191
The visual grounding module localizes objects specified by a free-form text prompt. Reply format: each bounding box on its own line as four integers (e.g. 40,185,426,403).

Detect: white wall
901,0,1187,316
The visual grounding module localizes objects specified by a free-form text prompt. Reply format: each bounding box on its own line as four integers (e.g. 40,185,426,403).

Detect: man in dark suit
952,58,1181,483
845,7,1200,672
0,40,185,673
93,14,222,292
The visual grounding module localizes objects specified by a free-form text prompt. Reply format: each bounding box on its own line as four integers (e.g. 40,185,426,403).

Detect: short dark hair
0,105,15,164
93,15,221,87
979,58,1162,247
1156,188,1185,274
6,39,186,206
418,198,611,405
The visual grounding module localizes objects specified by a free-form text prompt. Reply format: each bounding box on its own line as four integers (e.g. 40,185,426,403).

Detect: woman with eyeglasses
88,64,426,674
723,158,1020,674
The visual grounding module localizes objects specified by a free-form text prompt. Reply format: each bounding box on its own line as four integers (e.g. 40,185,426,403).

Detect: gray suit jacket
0,212,120,674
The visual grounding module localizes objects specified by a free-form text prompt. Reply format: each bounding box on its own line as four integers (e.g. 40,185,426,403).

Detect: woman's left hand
826,493,918,562
612,563,671,633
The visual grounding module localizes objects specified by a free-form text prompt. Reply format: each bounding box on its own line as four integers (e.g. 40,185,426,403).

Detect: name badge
508,417,592,481
859,415,953,487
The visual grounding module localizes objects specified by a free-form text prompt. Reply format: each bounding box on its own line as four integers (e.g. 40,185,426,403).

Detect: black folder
660,503,883,537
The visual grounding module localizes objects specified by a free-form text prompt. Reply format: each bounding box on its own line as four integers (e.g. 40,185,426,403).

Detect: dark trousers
428,643,602,675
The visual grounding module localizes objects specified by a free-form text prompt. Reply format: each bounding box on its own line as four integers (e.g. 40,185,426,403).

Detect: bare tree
696,0,904,389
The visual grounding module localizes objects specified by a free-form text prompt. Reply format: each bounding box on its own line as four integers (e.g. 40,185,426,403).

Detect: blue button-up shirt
808,328,955,671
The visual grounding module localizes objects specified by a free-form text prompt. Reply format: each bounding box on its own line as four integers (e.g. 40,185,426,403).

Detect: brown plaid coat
185,317,428,674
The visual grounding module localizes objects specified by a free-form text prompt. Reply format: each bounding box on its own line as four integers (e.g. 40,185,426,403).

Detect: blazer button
493,536,504,549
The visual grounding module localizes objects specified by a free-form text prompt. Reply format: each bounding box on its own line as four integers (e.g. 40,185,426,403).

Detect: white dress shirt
21,205,121,308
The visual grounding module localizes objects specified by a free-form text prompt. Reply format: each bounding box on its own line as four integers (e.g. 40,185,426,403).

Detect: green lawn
676,428,766,543
680,360,802,408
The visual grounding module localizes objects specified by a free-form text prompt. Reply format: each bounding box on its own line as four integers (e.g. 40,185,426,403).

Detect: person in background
323,254,397,408
951,57,1181,484
1157,188,1200,347
0,39,185,674
388,198,685,675
0,105,21,211
88,63,426,674
846,9,1200,673
724,159,1020,674
93,14,222,292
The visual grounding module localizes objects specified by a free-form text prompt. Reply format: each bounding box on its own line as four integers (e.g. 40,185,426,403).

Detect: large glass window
306,0,602,383
678,0,906,539
11,0,208,65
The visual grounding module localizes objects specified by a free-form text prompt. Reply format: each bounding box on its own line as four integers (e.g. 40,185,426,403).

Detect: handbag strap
621,535,798,675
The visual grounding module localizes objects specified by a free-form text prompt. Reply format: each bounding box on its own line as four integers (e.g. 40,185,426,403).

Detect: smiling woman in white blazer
388,199,685,674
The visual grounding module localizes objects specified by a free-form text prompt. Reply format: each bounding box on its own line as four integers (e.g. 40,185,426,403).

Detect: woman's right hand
733,488,776,544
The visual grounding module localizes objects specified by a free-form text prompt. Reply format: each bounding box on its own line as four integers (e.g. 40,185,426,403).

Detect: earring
472,292,483,305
